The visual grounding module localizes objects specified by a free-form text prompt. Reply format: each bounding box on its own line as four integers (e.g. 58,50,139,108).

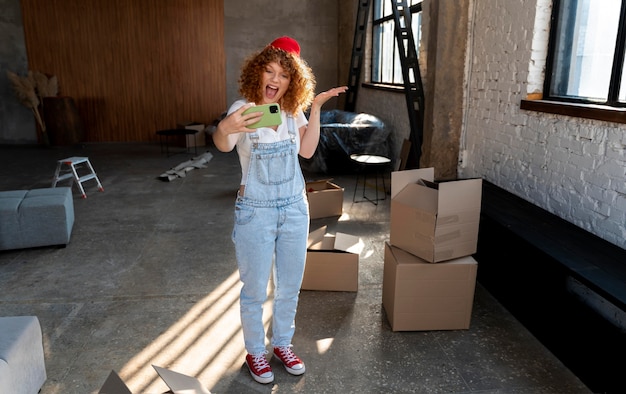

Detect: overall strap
287,115,296,143
248,131,260,149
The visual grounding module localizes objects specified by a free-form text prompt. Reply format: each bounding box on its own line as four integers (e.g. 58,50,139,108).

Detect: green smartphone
242,103,282,128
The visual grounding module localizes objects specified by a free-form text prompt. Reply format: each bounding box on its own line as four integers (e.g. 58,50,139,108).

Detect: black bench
479,180,626,310
476,180,626,393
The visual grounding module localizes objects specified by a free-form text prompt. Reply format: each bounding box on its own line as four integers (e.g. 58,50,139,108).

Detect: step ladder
52,157,104,198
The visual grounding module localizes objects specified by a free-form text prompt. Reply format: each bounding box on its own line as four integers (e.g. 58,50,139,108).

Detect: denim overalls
233,115,310,356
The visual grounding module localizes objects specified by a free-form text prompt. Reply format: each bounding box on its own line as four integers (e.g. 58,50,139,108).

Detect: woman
213,36,347,384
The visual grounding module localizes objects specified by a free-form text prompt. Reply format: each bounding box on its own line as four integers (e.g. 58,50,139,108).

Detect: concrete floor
0,143,591,394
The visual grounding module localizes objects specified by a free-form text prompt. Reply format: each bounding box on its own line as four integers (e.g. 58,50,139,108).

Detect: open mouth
265,85,278,100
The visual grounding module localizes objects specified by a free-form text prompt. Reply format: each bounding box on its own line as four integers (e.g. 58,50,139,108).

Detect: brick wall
461,0,626,249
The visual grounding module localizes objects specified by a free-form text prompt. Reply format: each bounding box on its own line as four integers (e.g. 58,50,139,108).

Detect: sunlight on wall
118,270,273,392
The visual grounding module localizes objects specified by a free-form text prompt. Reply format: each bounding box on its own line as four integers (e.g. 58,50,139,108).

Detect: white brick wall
460,0,626,249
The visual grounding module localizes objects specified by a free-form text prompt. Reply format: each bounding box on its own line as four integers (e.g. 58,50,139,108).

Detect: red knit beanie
269,36,300,56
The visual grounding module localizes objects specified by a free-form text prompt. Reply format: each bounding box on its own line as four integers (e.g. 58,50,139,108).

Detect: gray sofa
0,316,47,394
0,187,74,251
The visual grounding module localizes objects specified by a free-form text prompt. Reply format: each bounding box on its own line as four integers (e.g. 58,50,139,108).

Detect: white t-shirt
228,99,309,185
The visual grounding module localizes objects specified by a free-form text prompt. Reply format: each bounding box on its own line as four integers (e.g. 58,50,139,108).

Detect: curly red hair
238,46,316,115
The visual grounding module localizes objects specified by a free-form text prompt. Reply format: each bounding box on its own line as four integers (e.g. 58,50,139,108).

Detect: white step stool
52,156,104,198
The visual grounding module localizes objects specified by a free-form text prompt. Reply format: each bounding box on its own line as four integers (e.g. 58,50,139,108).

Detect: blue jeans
233,196,309,355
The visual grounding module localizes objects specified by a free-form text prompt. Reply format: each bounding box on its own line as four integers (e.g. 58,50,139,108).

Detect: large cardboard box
176,121,205,148
382,242,477,331
302,226,363,292
306,180,344,219
390,168,482,262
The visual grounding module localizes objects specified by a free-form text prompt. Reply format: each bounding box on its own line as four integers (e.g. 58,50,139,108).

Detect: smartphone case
242,103,282,128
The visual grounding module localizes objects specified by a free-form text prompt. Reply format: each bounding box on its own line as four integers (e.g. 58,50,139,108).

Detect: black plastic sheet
300,110,393,174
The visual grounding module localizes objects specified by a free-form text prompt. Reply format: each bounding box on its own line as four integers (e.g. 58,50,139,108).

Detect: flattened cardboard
153,365,211,394
306,180,344,219
390,168,482,262
98,367,211,394
302,226,363,292
382,242,477,331
98,370,132,394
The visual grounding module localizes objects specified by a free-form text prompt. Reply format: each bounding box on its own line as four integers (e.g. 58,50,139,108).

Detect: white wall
460,0,626,249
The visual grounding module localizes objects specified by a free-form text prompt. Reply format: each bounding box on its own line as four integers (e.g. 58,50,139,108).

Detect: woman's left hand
312,86,348,108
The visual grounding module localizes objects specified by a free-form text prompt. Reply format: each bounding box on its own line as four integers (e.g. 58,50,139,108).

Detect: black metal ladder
389,0,425,169
346,0,425,169
345,0,372,112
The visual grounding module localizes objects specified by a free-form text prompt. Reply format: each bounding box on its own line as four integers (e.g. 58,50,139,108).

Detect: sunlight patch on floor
315,337,335,354
117,270,273,392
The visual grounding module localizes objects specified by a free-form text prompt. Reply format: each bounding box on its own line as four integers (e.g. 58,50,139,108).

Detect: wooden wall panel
21,0,225,142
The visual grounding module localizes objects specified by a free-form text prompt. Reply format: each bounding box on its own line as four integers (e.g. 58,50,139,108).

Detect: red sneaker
245,353,274,384
273,346,306,375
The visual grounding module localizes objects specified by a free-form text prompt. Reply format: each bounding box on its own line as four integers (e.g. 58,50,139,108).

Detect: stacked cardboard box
300,178,365,292
306,180,344,219
302,226,363,292
383,242,477,331
383,168,482,331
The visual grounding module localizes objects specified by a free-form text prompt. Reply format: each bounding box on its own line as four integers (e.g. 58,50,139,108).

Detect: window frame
543,0,626,107
369,0,422,87
522,0,626,124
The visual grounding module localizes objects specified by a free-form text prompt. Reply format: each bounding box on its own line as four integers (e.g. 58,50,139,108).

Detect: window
544,0,626,107
371,0,422,85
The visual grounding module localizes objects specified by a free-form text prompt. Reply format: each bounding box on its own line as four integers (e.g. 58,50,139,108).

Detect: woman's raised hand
313,86,348,108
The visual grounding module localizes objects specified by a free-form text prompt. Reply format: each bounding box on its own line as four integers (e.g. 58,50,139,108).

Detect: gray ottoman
0,187,74,251
0,316,47,394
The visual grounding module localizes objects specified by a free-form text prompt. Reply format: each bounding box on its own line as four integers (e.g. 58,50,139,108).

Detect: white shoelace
251,353,270,370
276,347,299,364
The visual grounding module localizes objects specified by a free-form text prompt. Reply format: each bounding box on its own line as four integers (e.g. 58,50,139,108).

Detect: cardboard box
177,121,205,148
306,180,344,219
390,168,482,262
302,226,363,292
382,242,477,331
